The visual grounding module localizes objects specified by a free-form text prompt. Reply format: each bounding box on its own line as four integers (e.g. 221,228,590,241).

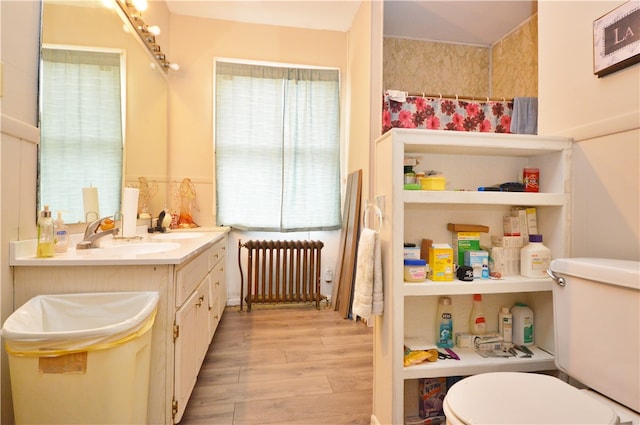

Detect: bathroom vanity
9,228,229,424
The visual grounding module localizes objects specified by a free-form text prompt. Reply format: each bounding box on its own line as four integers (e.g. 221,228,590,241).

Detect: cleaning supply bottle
36,205,55,258
511,303,534,346
54,211,69,253
436,296,454,348
469,294,486,335
520,234,551,278
498,306,513,343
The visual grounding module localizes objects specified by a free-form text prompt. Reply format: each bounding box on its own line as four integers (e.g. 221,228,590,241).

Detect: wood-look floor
179,304,374,425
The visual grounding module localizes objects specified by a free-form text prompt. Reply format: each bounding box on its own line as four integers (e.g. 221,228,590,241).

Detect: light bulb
132,0,147,12
148,25,161,36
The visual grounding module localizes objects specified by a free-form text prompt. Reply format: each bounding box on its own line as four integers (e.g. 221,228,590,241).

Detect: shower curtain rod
405,92,513,102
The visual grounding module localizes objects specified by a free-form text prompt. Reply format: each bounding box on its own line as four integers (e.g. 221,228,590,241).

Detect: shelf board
403,346,555,380
381,128,572,157
403,277,552,296
403,190,567,206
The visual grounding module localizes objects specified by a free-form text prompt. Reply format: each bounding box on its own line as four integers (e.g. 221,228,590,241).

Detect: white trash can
2,291,159,425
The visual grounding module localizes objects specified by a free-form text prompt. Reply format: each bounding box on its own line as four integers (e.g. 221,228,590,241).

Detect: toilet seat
443,372,618,425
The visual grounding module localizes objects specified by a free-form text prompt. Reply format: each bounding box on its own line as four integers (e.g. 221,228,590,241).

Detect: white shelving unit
371,129,572,425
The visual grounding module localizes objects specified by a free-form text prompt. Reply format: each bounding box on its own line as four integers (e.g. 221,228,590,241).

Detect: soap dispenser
54,211,69,253
36,205,55,258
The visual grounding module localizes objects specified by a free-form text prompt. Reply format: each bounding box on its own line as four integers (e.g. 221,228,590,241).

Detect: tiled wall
383,38,490,97
492,14,538,98
383,14,538,99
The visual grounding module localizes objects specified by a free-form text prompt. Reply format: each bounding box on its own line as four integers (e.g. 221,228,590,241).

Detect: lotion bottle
54,211,69,253
498,306,513,343
469,294,486,335
36,205,55,258
520,234,551,278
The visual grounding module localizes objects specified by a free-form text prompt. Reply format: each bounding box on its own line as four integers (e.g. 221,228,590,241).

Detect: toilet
443,258,640,424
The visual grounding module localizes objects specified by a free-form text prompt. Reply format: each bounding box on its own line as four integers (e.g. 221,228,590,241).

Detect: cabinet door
174,289,199,423
174,279,209,423
208,256,226,339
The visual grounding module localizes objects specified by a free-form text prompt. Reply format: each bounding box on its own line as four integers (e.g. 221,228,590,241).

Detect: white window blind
39,48,123,223
215,61,341,232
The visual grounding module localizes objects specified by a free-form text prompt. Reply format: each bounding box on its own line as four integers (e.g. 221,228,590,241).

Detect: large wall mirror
40,0,168,224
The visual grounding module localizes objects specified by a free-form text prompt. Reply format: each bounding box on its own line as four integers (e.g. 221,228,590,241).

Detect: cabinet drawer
209,239,226,269
176,249,211,307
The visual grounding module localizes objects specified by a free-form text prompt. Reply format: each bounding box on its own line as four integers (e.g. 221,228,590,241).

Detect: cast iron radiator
238,240,326,312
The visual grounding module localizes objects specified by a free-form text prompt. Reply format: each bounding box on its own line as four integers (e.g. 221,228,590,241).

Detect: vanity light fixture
113,0,178,75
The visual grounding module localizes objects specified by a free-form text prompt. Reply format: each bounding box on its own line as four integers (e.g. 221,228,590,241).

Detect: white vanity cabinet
11,231,228,425
372,129,572,424
173,237,227,423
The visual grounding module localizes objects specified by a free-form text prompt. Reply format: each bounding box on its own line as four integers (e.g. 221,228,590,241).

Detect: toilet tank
550,258,640,413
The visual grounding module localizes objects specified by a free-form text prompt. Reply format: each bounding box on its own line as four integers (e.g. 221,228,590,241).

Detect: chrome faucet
76,216,118,249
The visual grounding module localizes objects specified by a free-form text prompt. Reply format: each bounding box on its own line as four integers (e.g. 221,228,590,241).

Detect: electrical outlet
324,266,334,282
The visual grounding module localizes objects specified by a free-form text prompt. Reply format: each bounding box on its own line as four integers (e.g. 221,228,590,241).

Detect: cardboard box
428,244,454,281
464,250,489,279
452,232,480,265
418,377,447,418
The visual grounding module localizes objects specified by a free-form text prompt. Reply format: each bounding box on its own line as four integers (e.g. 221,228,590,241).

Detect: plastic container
2,291,159,425
523,167,540,192
520,234,552,278
421,175,446,190
511,302,534,346
54,211,69,253
404,258,427,282
469,294,486,335
498,306,513,343
436,297,454,348
36,205,55,258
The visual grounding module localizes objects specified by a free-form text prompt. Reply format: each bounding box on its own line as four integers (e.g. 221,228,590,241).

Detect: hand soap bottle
36,205,55,258
54,211,69,253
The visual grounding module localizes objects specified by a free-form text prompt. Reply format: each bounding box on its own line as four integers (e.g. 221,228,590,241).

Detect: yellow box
420,176,446,190
428,244,454,281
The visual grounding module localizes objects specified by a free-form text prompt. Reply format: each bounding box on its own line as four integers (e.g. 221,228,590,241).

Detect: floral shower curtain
382,92,513,134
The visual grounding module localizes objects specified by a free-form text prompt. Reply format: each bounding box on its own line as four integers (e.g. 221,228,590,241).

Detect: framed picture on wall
593,0,640,77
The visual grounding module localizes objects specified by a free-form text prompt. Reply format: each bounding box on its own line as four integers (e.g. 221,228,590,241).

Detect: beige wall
167,14,348,226
538,1,639,260
492,14,538,98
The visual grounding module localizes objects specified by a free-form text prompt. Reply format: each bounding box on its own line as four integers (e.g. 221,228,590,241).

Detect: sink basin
151,232,205,240
100,242,181,256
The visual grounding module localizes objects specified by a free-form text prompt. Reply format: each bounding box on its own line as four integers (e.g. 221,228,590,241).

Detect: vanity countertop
10,227,230,266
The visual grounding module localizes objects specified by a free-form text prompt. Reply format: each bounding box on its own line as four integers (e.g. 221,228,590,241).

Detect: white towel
386,89,407,102
351,228,384,324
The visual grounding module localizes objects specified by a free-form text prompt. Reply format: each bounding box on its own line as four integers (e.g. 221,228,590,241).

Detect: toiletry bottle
436,296,454,348
36,205,55,258
498,306,513,343
54,211,69,253
521,234,551,278
481,258,489,279
511,303,534,346
469,294,486,335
